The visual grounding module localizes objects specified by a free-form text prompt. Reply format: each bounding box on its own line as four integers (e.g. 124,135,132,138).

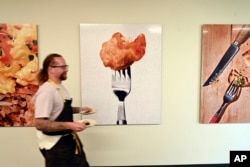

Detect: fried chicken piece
100,32,146,70
228,69,250,87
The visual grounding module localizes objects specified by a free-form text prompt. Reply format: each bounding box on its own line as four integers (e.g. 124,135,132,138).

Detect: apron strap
72,132,82,154
48,79,66,102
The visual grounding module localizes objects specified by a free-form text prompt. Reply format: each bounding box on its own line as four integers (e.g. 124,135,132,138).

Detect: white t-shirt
34,81,71,149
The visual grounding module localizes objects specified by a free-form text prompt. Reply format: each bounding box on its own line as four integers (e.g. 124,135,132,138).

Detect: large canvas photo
0,23,38,126
80,24,162,125
200,24,250,123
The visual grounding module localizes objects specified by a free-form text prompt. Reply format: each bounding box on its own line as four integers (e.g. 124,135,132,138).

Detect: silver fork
209,81,241,123
112,66,131,125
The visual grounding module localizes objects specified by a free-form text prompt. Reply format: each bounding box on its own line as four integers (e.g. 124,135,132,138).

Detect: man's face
51,57,69,81
60,69,68,81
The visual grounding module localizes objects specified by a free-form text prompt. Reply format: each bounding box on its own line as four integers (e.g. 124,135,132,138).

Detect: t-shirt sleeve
34,90,54,118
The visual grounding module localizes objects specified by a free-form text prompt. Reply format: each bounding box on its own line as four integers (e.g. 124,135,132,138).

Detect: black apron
40,99,89,167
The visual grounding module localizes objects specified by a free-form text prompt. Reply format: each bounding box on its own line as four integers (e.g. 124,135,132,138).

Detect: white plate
80,109,96,115
77,119,96,128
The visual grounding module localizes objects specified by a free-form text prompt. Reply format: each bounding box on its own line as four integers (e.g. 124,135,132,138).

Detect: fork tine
118,66,131,80
226,83,239,96
231,85,239,96
113,70,122,80
119,69,126,80
122,69,126,77
225,81,234,93
112,70,116,81
127,66,131,78
226,81,237,93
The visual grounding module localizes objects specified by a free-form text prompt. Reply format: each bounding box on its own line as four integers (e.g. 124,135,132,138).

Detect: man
34,53,90,167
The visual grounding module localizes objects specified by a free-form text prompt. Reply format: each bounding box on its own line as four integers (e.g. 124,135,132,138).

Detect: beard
60,72,67,80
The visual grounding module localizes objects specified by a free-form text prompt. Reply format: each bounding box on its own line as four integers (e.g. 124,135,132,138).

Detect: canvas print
200,24,250,123
80,24,162,125
0,24,38,126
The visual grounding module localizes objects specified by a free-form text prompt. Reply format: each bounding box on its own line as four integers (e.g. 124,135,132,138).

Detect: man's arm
35,118,86,132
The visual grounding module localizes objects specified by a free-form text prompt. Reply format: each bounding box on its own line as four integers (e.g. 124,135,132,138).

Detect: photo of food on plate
200,24,250,123
0,24,38,126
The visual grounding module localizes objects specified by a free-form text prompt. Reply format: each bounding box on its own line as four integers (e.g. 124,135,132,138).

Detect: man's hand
66,122,87,132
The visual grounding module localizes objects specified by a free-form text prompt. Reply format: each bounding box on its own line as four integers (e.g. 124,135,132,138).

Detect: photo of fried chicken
80,24,162,125
100,32,146,70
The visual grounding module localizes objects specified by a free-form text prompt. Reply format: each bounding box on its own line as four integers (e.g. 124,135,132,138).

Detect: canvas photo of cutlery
200,24,250,123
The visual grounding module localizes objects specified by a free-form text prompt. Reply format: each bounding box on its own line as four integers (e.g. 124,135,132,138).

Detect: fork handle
116,101,127,125
209,103,227,123
209,116,219,123
117,120,127,125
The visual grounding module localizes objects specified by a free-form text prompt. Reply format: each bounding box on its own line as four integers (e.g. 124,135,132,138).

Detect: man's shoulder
38,82,54,91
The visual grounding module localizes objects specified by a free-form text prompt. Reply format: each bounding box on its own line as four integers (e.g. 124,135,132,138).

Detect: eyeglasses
50,65,69,69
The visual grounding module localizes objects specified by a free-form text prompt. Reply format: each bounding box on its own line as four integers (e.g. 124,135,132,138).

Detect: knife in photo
203,25,250,87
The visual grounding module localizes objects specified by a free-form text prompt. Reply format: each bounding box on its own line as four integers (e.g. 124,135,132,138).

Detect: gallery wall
1,0,250,166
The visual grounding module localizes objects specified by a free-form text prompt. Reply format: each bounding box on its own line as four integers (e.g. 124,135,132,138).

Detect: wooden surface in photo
200,24,250,123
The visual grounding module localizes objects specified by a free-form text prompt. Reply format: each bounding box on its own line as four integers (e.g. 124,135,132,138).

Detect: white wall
1,0,250,166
